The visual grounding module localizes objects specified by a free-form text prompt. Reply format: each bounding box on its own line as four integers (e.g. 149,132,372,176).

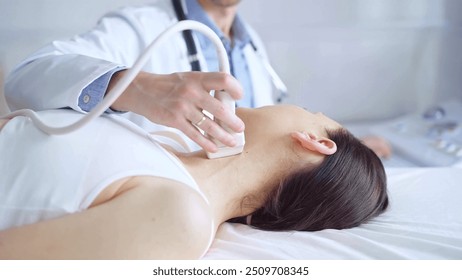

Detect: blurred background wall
1,0,461,120
240,0,462,122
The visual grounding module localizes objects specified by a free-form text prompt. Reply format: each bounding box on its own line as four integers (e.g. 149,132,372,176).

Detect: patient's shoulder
103,176,214,259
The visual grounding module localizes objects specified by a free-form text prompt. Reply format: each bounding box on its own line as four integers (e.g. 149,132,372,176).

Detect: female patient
0,105,388,259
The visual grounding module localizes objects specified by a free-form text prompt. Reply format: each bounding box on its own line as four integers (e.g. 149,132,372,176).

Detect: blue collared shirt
185,0,254,108
79,0,254,111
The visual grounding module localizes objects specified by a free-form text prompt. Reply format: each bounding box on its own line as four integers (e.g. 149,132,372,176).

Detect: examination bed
204,167,462,259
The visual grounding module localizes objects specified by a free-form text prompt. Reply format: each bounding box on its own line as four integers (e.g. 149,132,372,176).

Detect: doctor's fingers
181,122,217,153
198,95,245,133
183,108,238,149
200,72,244,101
178,117,237,153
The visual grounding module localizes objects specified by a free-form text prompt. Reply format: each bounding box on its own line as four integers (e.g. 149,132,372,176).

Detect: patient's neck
177,135,287,227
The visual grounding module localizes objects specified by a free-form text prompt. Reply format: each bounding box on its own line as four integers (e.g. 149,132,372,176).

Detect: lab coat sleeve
6,54,119,112
5,5,171,112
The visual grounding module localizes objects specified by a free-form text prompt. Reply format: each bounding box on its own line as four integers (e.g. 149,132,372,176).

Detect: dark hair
229,128,388,231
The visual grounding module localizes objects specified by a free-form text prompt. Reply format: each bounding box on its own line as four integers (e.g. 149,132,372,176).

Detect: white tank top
0,110,208,232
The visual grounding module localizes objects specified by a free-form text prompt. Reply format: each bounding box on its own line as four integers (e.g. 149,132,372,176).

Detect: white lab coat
5,0,275,146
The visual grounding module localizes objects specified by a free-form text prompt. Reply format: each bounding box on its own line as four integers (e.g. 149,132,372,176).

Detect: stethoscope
171,0,288,103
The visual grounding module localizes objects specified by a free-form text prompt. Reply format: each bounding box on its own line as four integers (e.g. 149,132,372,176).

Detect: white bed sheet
204,167,462,259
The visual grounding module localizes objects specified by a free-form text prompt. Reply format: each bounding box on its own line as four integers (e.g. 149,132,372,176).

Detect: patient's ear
291,131,337,155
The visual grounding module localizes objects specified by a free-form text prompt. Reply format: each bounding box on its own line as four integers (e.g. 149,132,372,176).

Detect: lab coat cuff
79,66,127,113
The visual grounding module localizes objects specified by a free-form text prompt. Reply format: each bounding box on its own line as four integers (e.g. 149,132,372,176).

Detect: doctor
5,0,280,152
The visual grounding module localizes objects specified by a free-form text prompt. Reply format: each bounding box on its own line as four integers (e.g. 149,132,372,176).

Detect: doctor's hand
109,70,245,153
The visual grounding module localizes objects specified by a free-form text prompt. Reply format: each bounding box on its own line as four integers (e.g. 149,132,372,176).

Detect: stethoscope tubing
172,0,288,103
